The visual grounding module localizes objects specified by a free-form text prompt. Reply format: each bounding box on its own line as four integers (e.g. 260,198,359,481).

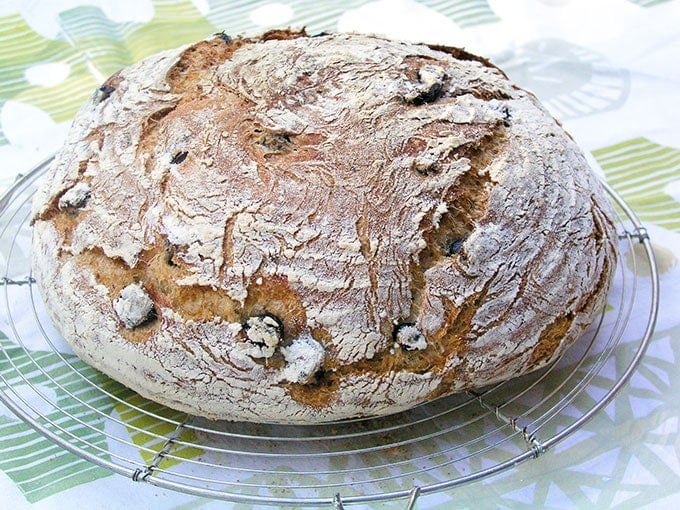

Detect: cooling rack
0,157,658,508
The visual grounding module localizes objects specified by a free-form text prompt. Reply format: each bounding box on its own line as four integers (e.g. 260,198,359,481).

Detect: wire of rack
0,158,659,507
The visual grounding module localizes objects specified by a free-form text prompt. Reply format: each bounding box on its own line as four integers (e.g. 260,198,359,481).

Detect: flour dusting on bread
31,29,617,423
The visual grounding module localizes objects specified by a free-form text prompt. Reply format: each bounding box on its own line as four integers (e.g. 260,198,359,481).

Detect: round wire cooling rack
0,157,659,508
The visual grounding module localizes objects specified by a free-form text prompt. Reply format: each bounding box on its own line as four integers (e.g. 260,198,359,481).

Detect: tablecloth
1,1,679,508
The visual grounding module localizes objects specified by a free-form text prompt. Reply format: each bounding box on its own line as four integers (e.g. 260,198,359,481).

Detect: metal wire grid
0,158,659,507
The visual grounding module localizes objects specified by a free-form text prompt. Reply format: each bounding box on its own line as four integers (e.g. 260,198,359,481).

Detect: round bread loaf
31,29,617,424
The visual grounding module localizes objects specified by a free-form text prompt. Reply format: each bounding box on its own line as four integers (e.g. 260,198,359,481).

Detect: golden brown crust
31,30,617,423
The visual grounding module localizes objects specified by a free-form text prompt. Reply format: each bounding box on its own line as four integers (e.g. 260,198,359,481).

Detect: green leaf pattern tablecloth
1,1,679,508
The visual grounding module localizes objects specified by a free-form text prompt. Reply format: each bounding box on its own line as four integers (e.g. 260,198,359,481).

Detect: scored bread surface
31,30,617,423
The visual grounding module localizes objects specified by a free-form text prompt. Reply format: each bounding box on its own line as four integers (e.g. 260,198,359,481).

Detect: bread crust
31,30,617,423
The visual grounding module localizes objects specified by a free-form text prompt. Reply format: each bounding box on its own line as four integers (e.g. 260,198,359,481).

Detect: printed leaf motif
593,138,680,232
113,394,203,471
0,336,120,502
503,39,630,120
204,0,367,36
124,2,215,62
475,324,680,508
420,0,500,27
0,2,218,127
0,13,95,124
627,0,674,6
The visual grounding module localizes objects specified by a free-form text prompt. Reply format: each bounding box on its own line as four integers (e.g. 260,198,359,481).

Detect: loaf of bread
31,29,617,424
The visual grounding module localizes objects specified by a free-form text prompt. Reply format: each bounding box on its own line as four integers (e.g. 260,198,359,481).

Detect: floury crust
31,30,617,423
